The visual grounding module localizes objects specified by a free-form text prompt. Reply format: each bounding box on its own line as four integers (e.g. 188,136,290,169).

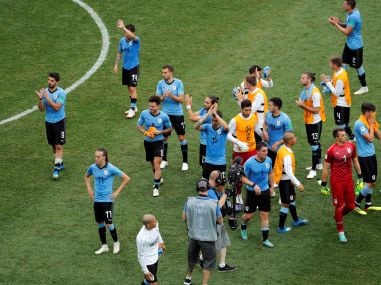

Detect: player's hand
145,272,154,282
296,99,303,107
112,191,120,199
184,94,192,106
297,184,304,192
236,140,249,152
320,74,329,83
270,187,275,197
35,88,44,100
254,185,261,195
113,64,118,74
144,131,155,139
117,19,125,29
148,126,158,137
88,190,94,200
235,88,244,102
320,186,330,196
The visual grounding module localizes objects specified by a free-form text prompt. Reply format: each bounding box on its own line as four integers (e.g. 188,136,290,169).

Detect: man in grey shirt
182,179,223,285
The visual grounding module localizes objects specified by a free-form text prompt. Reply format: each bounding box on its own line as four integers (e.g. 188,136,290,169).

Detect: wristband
186,105,191,110
251,182,256,188
321,181,327,187
357,174,363,179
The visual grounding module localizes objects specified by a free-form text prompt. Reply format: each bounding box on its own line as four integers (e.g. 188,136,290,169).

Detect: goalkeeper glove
235,140,249,152
320,181,330,196
355,176,364,195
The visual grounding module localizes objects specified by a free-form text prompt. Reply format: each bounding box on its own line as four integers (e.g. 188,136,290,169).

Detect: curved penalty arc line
0,0,110,127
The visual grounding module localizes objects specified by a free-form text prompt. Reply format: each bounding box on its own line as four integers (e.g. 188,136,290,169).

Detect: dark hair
126,24,136,32
361,102,376,114
208,95,219,104
96,147,109,163
256,141,268,151
269,97,282,109
215,110,223,118
162,64,174,72
196,178,209,191
49,72,60,81
241,99,252,109
332,128,346,138
249,65,262,74
245,75,257,87
345,0,356,9
148,95,161,105
304,72,316,83
330,56,342,67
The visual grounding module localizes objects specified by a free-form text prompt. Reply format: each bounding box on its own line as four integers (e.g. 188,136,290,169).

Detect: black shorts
359,155,377,183
202,163,226,180
199,144,206,166
122,66,139,87
94,202,114,224
45,118,66,146
165,115,185,136
279,180,296,204
244,189,271,213
334,106,350,126
305,121,322,145
144,140,164,162
188,238,216,270
145,261,158,283
342,43,363,69
267,149,277,168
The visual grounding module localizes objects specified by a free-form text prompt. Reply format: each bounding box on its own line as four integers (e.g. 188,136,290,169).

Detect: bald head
283,131,295,144
142,214,156,227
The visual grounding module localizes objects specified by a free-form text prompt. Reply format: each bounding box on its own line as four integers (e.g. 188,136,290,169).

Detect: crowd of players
34,1,380,284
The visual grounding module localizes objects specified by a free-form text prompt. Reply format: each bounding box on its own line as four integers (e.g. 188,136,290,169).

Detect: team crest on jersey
217,128,222,135
172,85,177,91
276,120,281,126
54,94,58,100
245,206,249,212
346,147,351,154
104,169,108,176
158,118,162,124
266,162,270,169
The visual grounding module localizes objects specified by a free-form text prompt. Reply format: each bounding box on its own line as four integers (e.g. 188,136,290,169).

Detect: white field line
0,0,110,126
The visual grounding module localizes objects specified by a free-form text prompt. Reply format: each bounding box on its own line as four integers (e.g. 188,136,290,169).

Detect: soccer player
137,96,172,197
114,19,141,118
35,72,67,179
227,99,261,205
320,128,362,243
240,142,275,248
296,72,326,179
184,94,219,166
321,56,354,140
274,132,308,233
353,102,381,213
136,214,165,285
262,97,293,166
182,179,223,285
84,148,130,254
207,171,236,272
328,0,368,95
240,64,274,91
195,104,229,180
155,65,189,171
236,75,268,143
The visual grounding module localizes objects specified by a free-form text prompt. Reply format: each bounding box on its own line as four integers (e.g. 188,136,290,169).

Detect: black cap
196,179,209,192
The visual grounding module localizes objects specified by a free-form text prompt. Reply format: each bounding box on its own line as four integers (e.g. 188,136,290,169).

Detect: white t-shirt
136,225,163,274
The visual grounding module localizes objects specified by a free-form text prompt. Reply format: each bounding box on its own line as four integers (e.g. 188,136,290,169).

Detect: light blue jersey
86,162,123,202
244,156,272,192
207,188,221,201
118,37,140,70
137,110,172,142
201,124,228,165
43,87,66,123
346,9,363,50
199,108,211,145
265,111,292,150
156,78,184,115
354,120,375,157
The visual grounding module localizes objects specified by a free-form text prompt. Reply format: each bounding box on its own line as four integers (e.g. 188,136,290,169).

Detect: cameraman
206,170,237,273
240,142,275,248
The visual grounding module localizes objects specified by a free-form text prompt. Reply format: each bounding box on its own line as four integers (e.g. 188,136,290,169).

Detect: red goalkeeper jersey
325,142,357,181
